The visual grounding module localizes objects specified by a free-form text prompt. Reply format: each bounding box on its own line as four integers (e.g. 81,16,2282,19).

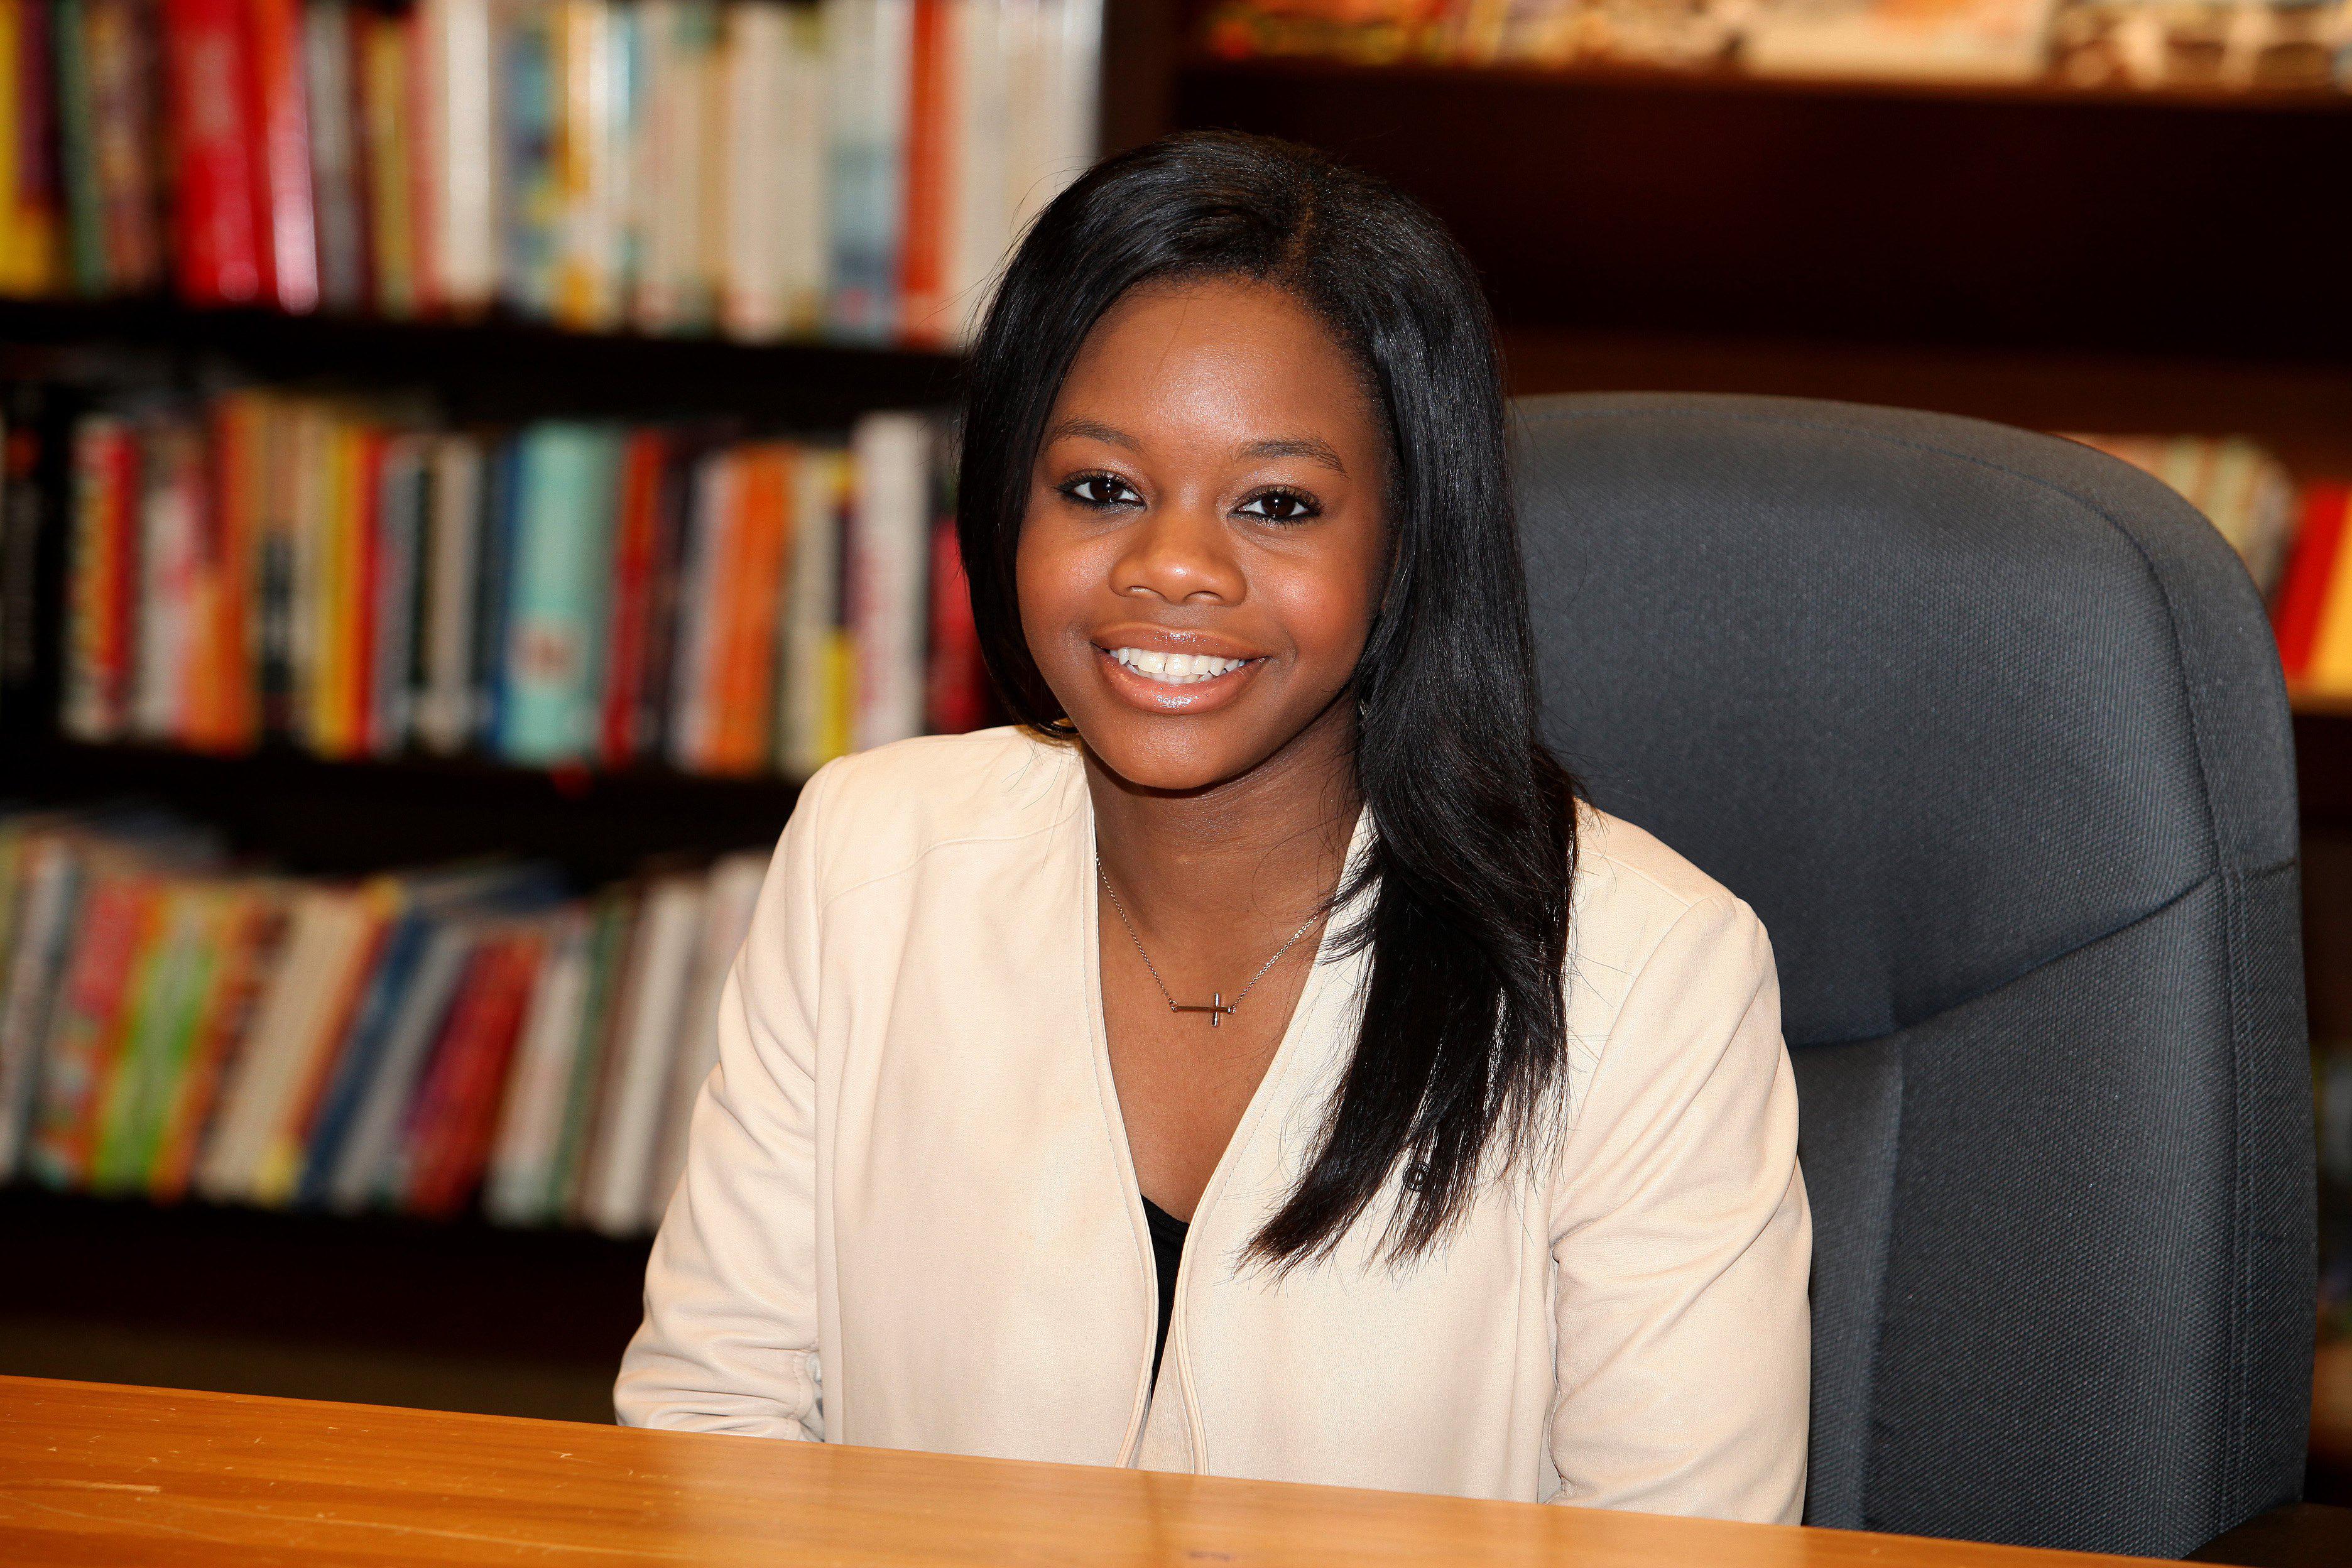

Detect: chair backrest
1514,392,2312,1556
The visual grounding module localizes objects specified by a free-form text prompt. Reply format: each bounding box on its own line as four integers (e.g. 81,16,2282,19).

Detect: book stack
1196,0,2352,90
0,806,772,1234
0,0,1102,346
51,391,989,775
2066,432,2352,699
2065,433,2300,593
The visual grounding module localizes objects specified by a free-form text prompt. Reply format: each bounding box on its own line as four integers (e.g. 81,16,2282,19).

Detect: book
2278,486,2351,683
484,906,593,1224
577,871,705,1235
851,411,930,750
248,0,319,313
643,847,765,1227
500,423,622,764
1,807,800,1231
0,832,85,1177
6,0,1107,339
58,395,968,783
160,0,264,303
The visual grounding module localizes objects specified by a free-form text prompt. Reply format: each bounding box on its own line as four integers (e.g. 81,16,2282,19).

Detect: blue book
827,0,912,342
472,437,523,751
499,425,622,765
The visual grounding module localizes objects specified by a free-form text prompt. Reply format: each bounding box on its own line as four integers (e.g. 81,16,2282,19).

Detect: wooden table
0,1375,2158,1567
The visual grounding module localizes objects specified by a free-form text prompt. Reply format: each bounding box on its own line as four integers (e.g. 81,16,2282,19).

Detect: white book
632,0,721,332
1045,0,1104,178
197,888,376,1205
325,920,477,1212
945,0,1012,346
423,0,500,314
579,874,706,1236
643,851,765,1228
850,413,930,752
721,0,792,340
781,449,844,776
0,836,81,1179
780,8,831,335
416,435,484,754
484,908,593,1225
132,426,202,744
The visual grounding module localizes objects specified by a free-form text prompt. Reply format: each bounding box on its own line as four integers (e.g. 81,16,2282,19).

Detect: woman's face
1016,276,1391,794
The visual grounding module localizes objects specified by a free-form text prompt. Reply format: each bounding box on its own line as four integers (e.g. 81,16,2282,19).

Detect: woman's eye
1236,489,1320,523
1060,474,1140,509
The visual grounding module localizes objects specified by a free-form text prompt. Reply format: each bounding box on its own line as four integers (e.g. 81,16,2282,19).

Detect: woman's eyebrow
1043,416,1137,451
1043,419,1348,476
1237,435,1348,474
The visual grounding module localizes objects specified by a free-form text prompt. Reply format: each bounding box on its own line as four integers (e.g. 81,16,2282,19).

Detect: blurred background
0,0,2348,1507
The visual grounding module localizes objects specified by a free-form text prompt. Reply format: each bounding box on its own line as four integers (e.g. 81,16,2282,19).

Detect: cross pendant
1171,993,1234,1028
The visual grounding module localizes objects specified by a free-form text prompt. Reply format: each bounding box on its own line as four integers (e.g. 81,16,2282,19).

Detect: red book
405,932,542,1218
925,515,986,733
246,0,318,312
161,0,264,303
897,0,952,346
601,431,669,768
2272,484,2349,680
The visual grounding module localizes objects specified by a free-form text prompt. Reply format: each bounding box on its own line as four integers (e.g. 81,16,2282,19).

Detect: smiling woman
615,131,1812,1522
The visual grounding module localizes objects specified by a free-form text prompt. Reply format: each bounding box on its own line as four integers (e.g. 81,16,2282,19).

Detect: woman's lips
1092,642,1264,715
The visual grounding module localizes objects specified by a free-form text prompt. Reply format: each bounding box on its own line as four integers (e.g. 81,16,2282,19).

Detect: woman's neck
1082,701,1362,940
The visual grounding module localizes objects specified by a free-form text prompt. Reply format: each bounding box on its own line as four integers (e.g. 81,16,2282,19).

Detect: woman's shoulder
1566,801,1770,984
792,726,1085,893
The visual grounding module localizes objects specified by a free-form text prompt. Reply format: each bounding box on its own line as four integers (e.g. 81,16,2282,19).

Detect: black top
1140,1195,1188,1385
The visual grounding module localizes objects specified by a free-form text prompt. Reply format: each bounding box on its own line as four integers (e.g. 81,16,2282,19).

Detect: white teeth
1108,647,1246,684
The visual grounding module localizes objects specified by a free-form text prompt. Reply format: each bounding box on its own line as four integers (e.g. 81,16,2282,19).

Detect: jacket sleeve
1544,893,1811,1523
613,764,832,1439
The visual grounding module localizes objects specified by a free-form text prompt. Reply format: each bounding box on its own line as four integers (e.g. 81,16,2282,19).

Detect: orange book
709,444,795,773
65,416,139,741
897,0,953,346
198,393,268,751
316,418,386,757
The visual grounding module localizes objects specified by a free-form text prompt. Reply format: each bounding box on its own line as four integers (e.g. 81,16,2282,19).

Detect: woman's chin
1075,723,1262,798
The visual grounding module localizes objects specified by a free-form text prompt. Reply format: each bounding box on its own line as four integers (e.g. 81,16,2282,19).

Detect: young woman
616,131,1810,1521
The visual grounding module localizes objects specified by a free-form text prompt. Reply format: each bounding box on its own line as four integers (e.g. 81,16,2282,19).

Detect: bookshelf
1,0,2347,1479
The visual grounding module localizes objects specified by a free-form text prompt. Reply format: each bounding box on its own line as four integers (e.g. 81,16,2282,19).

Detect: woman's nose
1111,503,1245,606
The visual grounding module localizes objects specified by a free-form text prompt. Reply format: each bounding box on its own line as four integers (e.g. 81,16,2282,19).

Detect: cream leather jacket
616,727,1811,1521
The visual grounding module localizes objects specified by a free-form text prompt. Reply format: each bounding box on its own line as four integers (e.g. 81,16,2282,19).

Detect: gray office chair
1515,393,2313,1558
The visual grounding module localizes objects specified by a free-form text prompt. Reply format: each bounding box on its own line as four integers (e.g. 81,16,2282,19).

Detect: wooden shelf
0,297,963,426
1184,51,2352,114
1173,58,2352,364
0,737,803,883
0,1186,645,1420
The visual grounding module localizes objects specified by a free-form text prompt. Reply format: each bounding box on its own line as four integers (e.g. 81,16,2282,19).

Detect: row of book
1200,0,2352,91
0,0,1101,345
0,808,771,1234
2070,432,2352,697
48,391,988,774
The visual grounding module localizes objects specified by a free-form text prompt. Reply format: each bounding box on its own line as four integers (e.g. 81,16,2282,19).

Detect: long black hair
957,130,1577,1269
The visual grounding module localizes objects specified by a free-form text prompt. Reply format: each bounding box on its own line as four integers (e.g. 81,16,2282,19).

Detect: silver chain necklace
1096,852,1327,1028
